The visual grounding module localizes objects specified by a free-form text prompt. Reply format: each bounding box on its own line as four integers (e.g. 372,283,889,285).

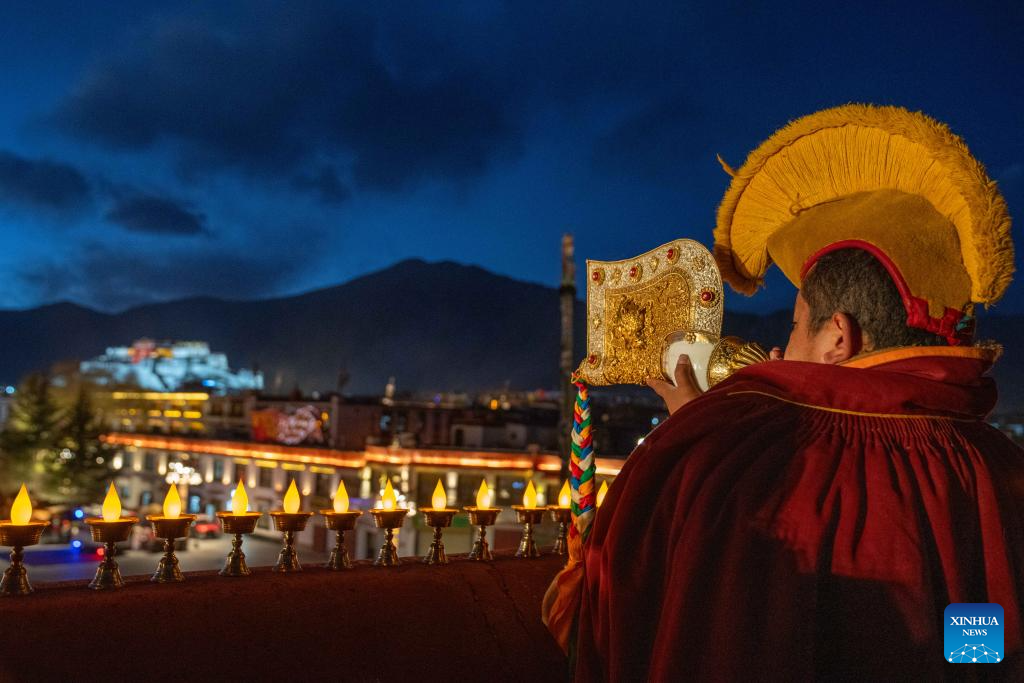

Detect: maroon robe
576,348,1024,681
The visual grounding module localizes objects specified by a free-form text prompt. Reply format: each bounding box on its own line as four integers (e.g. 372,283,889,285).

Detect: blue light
4,385,13,394
651,417,660,426
73,508,85,519
202,379,216,387
71,539,82,549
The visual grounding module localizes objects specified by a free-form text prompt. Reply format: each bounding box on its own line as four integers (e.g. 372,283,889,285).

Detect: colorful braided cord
569,377,596,541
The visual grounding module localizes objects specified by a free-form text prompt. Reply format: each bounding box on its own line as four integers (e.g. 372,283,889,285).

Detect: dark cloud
0,150,91,213
105,194,207,236
52,5,517,193
20,227,323,311
290,166,351,204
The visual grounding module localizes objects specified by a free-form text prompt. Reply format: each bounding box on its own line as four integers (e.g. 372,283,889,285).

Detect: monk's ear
821,312,862,364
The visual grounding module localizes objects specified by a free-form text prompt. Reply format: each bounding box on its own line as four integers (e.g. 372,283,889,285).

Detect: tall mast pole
558,234,576,478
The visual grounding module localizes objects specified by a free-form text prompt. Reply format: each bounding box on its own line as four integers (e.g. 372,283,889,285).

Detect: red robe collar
714,346,999,421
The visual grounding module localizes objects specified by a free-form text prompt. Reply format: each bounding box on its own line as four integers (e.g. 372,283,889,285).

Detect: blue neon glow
71,539,82,549
73,508,84,519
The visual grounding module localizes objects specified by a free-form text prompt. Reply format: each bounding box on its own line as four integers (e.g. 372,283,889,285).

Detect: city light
111,391,210,401
165,461,203,486
101,433,627,475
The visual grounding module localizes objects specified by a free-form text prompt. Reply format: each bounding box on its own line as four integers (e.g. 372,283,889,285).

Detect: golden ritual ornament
576,239,727,389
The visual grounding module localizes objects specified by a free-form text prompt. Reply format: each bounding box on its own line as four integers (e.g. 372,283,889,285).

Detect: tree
0,373,64,500
48,386,112,503
0,375,112,505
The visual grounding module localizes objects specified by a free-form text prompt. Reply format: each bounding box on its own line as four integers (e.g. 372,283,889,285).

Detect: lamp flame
381,480,397,510
333,480,349,513
232,480,248,514
558,480,571,508
596,481,609,508
102,483,121,522
11,484,32,525
523,481,537,509
476,480,491,509
431,479,447,510
163,484,181,519
283,479,300,513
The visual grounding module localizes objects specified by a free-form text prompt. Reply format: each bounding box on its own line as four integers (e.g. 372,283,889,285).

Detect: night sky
1,1,1021,314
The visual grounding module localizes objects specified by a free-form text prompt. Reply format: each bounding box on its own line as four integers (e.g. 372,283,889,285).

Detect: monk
556,106,1024,681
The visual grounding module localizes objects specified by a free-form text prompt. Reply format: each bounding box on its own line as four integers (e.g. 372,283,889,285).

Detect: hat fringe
714,104,1013,304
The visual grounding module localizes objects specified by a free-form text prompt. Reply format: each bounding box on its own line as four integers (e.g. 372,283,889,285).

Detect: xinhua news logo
945,603,1003,663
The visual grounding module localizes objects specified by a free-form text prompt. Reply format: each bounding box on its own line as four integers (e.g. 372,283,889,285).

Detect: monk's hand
770,346,784,360
646,355,702,415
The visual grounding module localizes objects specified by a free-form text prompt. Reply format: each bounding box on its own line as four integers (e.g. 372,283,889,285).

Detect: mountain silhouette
1,259,1020,410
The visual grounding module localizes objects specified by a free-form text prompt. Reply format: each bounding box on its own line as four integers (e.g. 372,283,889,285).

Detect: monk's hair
802,248,948,349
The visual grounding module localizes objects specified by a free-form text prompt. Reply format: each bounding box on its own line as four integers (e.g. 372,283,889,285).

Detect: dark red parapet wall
0,552,569,682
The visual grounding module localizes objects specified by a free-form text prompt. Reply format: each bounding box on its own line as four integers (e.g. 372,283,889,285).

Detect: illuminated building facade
103,432,624,560
80,339,263,394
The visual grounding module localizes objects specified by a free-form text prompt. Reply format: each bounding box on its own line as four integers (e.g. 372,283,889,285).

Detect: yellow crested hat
713,104,1013,344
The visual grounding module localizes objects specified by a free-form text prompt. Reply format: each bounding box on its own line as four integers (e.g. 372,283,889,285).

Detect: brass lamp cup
319,510,362,571
420,509,458,565
547,507,572,557
369,508,408,567
84,517,138,590
146,515,196,584
512,507,545,559
217,512,262,535
269,511,314,573
0,521,47,597
463,507,499,561
215,512,263,577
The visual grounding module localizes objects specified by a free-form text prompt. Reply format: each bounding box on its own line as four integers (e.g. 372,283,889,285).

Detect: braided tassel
569,377,596,541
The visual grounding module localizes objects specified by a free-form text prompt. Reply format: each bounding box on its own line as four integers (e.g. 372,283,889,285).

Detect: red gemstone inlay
667,248,675,259
700,290,714,302
592,271,600,281
588,354,597,363
629,266,638,277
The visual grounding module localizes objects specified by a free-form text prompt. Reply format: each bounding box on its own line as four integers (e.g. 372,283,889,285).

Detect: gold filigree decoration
577,239,724,385
601,273,690,384
706,337,770,387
